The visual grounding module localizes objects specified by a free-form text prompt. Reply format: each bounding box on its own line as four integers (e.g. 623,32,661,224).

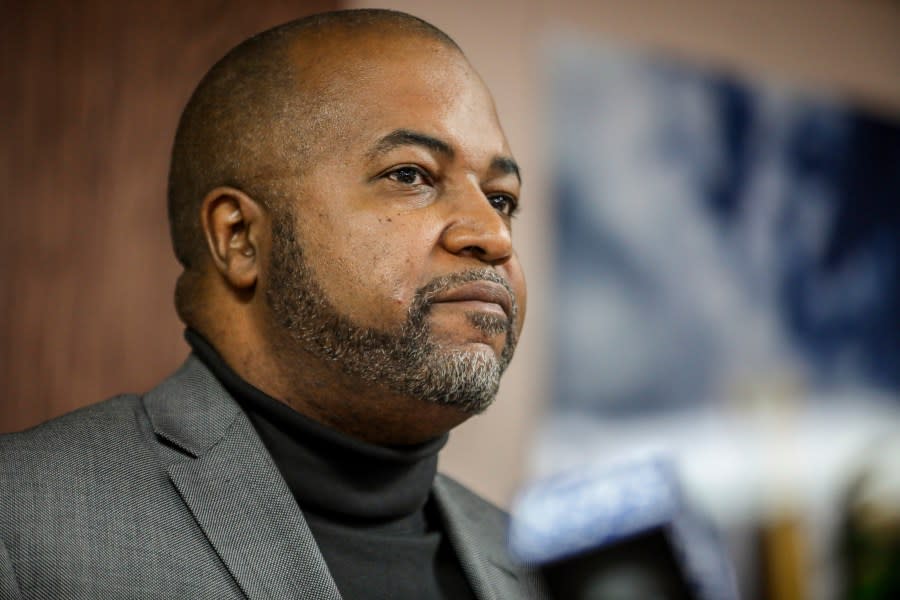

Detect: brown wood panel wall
0,0,339,433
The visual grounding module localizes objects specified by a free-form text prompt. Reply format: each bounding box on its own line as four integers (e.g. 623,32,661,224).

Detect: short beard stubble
264,210,519,414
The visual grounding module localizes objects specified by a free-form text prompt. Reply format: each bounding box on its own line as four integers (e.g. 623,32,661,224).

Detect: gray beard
264,211,518,414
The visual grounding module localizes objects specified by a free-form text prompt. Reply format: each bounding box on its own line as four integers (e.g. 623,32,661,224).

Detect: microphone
509,456,739,600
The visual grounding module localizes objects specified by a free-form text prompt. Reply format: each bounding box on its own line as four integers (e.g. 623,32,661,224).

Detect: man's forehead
277,30,509,160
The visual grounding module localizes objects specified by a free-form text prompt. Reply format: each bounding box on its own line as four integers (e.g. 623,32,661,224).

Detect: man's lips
429,280,513,320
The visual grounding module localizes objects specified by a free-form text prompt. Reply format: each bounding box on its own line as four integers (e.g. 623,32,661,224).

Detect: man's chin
410,347,503,415
426,321,510,361
432,338,504,358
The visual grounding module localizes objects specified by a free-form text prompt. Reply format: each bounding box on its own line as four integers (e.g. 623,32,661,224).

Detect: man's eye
488,194,518,216
386,167,427,186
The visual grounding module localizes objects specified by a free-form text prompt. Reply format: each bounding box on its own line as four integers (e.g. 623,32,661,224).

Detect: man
0,9,545,600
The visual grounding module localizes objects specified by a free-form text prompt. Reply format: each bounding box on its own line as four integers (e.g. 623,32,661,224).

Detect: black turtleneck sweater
186,330,477,600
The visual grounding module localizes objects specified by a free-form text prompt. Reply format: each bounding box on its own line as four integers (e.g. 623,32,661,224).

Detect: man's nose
439,184,513,264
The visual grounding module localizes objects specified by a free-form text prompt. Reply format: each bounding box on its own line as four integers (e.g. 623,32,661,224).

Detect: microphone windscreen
510,457,739,600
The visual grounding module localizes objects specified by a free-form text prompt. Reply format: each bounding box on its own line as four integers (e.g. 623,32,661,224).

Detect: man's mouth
429,280,513,321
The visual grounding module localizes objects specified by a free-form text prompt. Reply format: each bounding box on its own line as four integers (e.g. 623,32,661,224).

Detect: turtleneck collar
185,329,447,525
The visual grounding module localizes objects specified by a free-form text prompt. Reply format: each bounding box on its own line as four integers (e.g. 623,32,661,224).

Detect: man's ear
200,186,266,290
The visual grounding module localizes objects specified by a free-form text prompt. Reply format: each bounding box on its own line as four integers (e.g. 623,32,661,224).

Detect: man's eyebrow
368,129,454,160
491,156,521,184
368,128,521,184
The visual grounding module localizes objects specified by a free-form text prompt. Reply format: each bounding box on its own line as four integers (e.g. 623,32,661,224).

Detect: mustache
412,268,518,324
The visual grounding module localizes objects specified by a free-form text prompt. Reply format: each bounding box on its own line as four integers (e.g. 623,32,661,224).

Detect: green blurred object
840,435,900,600
841,519,900,600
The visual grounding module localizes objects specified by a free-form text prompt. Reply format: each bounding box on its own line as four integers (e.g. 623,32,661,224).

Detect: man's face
262,35,526,413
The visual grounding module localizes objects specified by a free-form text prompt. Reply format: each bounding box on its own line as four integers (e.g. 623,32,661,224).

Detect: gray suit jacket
0,356,546,599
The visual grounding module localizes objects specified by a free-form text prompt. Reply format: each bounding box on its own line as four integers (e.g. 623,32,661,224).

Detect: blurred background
3,1,899,598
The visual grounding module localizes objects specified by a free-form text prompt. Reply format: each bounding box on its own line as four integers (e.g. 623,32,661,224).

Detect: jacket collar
434,475,550,600
144,355,240,457
143,355,343,600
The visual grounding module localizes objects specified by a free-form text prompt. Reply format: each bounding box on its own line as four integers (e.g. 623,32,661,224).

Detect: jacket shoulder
0,393,145,457
0,369,246,598
0,394,153,507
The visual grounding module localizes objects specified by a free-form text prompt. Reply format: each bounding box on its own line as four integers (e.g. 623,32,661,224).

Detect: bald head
167,9,461,272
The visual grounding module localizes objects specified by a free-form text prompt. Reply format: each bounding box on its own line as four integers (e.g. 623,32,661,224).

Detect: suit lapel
433,475,549,600
144,356,342,600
